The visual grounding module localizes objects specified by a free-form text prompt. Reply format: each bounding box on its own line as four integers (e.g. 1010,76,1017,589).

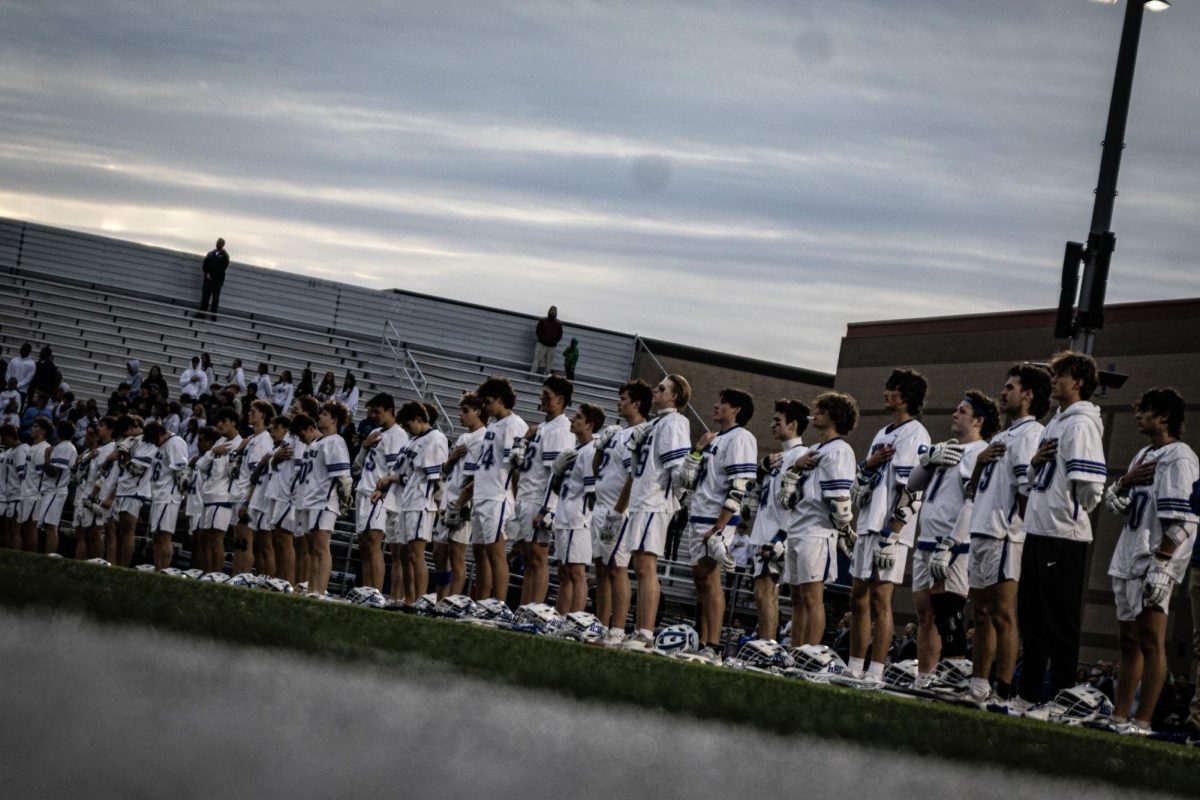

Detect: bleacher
0,218,780,627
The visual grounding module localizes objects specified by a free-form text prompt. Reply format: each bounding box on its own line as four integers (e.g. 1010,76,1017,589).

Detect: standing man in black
200,238,229,319
531,305,563,375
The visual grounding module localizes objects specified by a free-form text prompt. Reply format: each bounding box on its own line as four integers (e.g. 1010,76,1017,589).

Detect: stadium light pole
1057,0,1169,355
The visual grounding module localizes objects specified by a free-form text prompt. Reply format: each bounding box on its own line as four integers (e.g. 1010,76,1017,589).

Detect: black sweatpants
1016,533,1089,702
200,277,224,314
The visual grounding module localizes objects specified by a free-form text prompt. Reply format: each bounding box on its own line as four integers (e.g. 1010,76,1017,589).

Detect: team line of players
0,351,1195,734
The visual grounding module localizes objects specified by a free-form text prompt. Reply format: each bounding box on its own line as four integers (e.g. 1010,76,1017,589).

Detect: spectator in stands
107,383,130,416
126,359,143,401
531,306,563,374
0,378,20,414
142,365,169,403
297,368,315,399
272,370,295,412
5,343,36,406
30,346,62,400
336,371,360,422
255,363,272,401
20,390,52,436
163,401,182,435
227,358,246,394
892,622,918,661
1,398,19,429
562,337,580,380
317,371,337,402
200,238,229,318
201,352,217,390
180,356,209,402
73,399,97,446
52,390,73,422
829,611,853,660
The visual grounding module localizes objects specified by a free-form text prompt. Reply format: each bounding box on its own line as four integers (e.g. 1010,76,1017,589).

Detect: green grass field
2,550,1196,795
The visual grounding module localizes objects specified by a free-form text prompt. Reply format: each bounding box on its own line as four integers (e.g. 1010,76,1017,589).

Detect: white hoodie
1024,401,1106,542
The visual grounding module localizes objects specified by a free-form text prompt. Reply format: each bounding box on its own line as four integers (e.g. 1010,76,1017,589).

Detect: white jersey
688,426,758,522
187,456,205,517
1024,401,1106,542
970,417,1043,541
355,424,408,495
782,437,857,541
856,418,931,546
913,440,987,544
247,436,281,513
593,426,635,513
22,441,51,500
1108,441,1199,582
397,428,449,512
4,443,30,501
298,434,351,512
628,409,691,513
231,431,273,503
151,435,190,503
95,442,118,501
272,382,295,411
750,438,805,546
115,439,157,501
470,413,529,503
41,441,77,496
554,441,597,531
516,414,575,509
442,427,486,510
266,434,304,504
197,446,232,506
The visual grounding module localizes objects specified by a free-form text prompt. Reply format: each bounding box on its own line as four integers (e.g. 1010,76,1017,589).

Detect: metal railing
633,335,711,434
382,320,455,436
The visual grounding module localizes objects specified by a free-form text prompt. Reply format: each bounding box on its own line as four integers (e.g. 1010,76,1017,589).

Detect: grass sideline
2,551,1196,794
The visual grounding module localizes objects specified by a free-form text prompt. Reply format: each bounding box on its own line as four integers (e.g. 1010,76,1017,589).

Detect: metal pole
1071,0,1147,354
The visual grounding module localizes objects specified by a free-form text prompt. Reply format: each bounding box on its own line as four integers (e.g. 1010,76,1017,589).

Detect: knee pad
433,570,452,588
931,592,968,656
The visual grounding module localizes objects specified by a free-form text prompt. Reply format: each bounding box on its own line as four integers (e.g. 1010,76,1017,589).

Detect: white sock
970,677,990,696
866,662,884,680
638,628,654,640
848,657,865,676
915,671,934,688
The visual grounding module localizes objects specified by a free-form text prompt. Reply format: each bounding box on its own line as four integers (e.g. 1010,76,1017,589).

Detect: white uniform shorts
626,510,670,558
270,499,296,533
1112,575,1168,622
247,506,270,533
201,504,233,532
73,500,97,529
849,531,909,584
782,536,837,586
1,499,19,520
912,542,969,597
36,492,69,528
114,496,147,519
968,535,1022,590
396,510,433,545
591,511,631,568
356,494,387,535
433,510,471,546
554,528,592,565
149,500,181,535
681,519,736,567
300,506,339,535
471,498,509,546
504,500,539,544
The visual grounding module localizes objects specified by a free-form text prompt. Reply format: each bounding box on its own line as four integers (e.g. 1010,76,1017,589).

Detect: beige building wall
833,298,1200,669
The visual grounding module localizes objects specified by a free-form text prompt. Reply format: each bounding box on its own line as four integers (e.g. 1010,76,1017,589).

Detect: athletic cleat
982,696,1022,716
620,632,654,652
696,646,722,662
830,672,885,690
1106,720,1152,737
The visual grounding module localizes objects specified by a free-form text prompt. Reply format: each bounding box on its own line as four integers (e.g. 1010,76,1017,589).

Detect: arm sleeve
1062,420,1107,484
658,416,691,471
819,446,856,499
905,462,935,492
1158,455,1200,523
722,434,758,483
891,428,928,488
1010,430,1037,492
326,438,351,478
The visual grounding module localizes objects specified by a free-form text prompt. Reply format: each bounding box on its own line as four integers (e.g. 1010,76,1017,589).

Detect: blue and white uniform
850,418,930,583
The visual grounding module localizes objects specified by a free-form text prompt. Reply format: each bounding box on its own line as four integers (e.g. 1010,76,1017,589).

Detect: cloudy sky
2,1,1196,373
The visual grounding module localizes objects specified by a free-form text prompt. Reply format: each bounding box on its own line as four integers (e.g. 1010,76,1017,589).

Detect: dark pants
200,277,224,315
1017,533,1089,702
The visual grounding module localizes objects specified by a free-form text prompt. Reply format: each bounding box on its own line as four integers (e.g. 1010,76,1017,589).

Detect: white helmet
347,586,387,608
200,572,231,584
556,611,608,643
263,577,294,594
160,567,187,578
86,558,111,567
653,624,700,655
435,594,478,619
512,603,564,634
729,639,793,672
933,658,974,690
135,563,157,573
183,568,205,579
883,659,919,688
785,644,847,682
1047,684,1115,725
466,597,515,624
409,593,440,616
228,572,259,588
